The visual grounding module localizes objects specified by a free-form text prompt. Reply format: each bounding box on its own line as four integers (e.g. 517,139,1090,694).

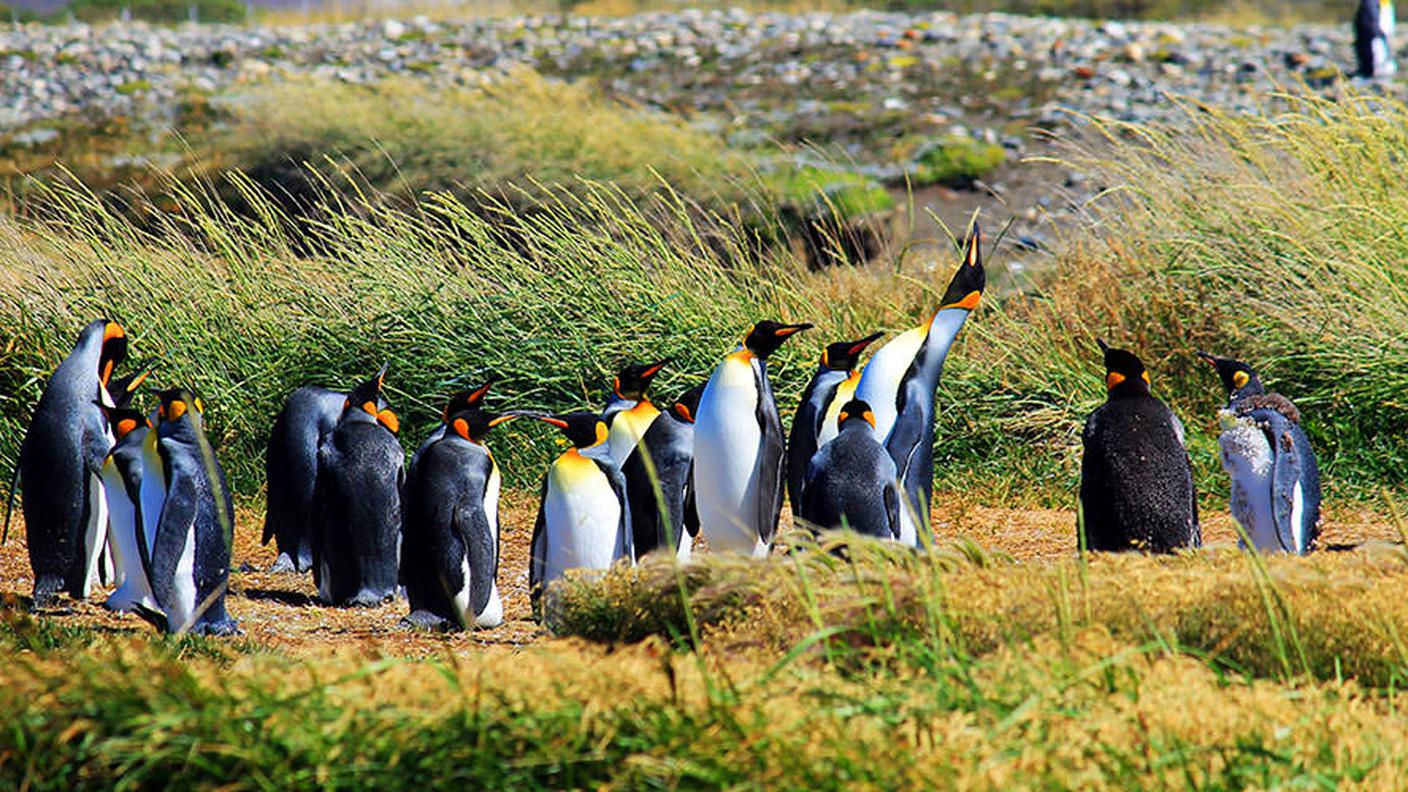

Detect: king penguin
854,228,984,546
311,365,405,607
402,405,519,631
603,359,671,467
16,318,128,607
96,366,160,613
798,399,900,540
1198,352,1321,554
621,382,705,560
786,332,884,515
529,412,633,613
412,377,498,463
693,320,812,557
1079,340,1199,554
1356,0,1396,78
142,388,238,635
263,385,351,573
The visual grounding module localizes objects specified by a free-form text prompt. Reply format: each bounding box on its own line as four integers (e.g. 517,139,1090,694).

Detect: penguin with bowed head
798,399,901,541
786,332,884,517
1198,352,1321,555
621,382,705,560
692,320,812,557
1079,340,1199,554
263,385,349,573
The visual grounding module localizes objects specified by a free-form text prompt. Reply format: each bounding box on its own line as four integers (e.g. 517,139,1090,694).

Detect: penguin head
820,332,884,371
1196,351,1266,398
96,403,150,440
89,319,128,390
1097,339,1151,397
447,407,519,443
936,225,986,313
154,388,205,433
835,399,878,431
670,382,707,424
343,363,399,434
536,411,608,448
743,321,813,359
612,358,671,401
441,375,497,422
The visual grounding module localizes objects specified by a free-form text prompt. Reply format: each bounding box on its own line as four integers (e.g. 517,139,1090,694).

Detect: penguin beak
486,413,518,428
1195,350,1218,367
375,361,390,390
467,377,496,404
847,331,885,356
774,323,813,338
536,415,570,429
642,358,672,379
1096,338,1111,354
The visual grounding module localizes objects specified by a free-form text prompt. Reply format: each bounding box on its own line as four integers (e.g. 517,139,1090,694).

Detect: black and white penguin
693,321,812,557
1079,341,1199,554
603,359,671,467
401,406,519,631
854,229,984,546
1356,0,1396,78
529,412,632,611
97,401,162,613
141,388,238,635
310,365,405,607
16,318,128,606
411,377,497,462
621,382,705,560
1198,352,1321,555
798,399,900,540
786,332,884,515
262,386,348,573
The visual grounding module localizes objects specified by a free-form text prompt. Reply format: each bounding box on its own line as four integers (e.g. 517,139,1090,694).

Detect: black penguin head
835,399,877,431
447,407,519,443
1097,339,1151,397
936,225,986,312
743,321,813,359
106,360,156,409
612,358,671,401
440,375,497,422
343,363,399,434
820,332,884,371
97,403,150,440
87,319,128,391
154,388,205,433
1196,351,1265,398
670,382,707,423
536,411,607,448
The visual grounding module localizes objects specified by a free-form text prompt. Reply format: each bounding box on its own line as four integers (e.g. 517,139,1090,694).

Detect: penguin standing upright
97,399,162,614
529,412,632,611
17,319,128,606
798,399,900,540
263,386,347,572
1198,352,1321,554
621,383,705,559
603,359,671,467
693,321,812,557
854,229,984,546
1356,0,1396,78
411,378,497,464
142,388,238,635
402,406,519,631
311,366,404,607
786,332,884,515
1079,341,1199,554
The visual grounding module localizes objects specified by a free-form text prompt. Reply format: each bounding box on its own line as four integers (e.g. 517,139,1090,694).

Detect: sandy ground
1,492,1399,657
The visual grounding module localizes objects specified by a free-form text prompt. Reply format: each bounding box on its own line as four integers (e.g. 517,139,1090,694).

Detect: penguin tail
2,464,18,546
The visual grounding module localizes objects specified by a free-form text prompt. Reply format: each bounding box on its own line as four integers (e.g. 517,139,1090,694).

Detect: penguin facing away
693,321,812,557
18,318,128,606
142,388,238,635
854,229,985,546
402,406,520,631
798,399,901,540
263,385,348,573
97,401,162,614
1079,341,1199,554
621,382,705,560
529,412,633,613
1198,352,1321,555
603,359,671,467
311,365,405,607
786,332,885,516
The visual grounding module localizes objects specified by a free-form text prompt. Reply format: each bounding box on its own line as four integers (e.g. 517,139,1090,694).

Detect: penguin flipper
883,482,901,540
682,462,700,540
528,478,548,613
149,471,197,622
754,397,786,545
453,497,495,621
1257,410,1302,553
598,461,634,563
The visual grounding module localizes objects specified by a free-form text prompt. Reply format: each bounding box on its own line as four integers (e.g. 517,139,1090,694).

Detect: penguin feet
345,589,397,608
400,610,456,633
269,553,298,573
103,589,153,613
191,618,242,637
30,575,63,611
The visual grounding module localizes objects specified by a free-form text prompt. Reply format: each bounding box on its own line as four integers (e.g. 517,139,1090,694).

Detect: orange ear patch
1106,372,1127,390
168,400,188,421
194,397,204,413
362,401,378,416
593,421,608,445
674,403,693,423
103,322,125,342
377,409,400,434
1142,370,1151,386
940,290,982,312
452,417,470,440
116,418,138,437
861,410,876,427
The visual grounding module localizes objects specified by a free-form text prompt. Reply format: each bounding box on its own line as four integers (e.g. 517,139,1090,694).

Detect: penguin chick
798,399,901,540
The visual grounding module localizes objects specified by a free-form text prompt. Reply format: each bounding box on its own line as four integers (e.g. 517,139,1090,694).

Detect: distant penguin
621,383,705,560
786,332,884,515
142,388,238,635
529,412,633,612
16,318,128,606
1198,352,1321,554
603,359,671,467
412,377,498,463
693,320,812,557
854,229,984,546
263,386,347,573
1079,341,1199,554
402,406,519,631
311,365,405,607
798,399,900,540
1356,0,1396,78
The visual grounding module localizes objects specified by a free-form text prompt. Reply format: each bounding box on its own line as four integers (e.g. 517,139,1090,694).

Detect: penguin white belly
169,519,199,632
473,464,504,628
542,459,623,585
817,374,860,447
80,472,110,598
452,553,473,623
693,354,767,556
1290,481,1306,554
676,533,693,562
101,465,155,611
1218,418,1278,552
607,404,660,467
855,326,927,441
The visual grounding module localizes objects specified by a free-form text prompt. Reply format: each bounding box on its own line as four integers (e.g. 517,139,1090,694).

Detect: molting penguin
529,412,632,613
16,319,127,606
693,321,812,557
854,229,984,546
142,388,238,635
1079,341,1199,553
798,399,900,540
786,332,884,516
263,385,349,573
311,365,405,607
1198,352,1321,554
621,383,705,560
603,359,671,467
1356,0,1396,78
402,406,519,631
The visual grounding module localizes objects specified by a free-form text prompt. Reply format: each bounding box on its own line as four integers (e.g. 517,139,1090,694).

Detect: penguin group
4,221,1330,638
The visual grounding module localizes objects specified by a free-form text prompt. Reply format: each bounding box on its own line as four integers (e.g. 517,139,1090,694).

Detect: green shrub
908,135,1006,187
